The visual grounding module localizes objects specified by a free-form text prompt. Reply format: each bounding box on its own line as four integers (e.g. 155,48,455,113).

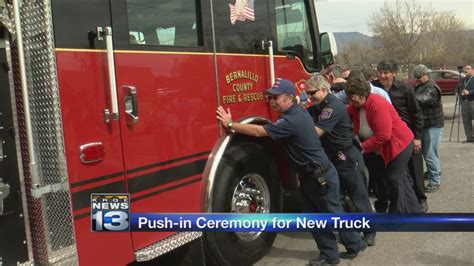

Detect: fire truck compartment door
109,0,218,252
51,0,135,264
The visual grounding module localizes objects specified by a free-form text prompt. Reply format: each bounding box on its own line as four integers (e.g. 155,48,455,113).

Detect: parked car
407,70,465,94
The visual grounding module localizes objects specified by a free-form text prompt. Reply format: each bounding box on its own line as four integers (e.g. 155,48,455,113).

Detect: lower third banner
128,213,474,232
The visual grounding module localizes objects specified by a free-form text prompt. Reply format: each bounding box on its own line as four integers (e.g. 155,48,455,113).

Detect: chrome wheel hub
231,173,270,241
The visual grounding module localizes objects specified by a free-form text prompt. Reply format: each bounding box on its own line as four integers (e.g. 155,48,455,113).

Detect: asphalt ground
256,95,474,266
137,95,474,266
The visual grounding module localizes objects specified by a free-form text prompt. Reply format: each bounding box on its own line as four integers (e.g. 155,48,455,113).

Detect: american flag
229,0,255,25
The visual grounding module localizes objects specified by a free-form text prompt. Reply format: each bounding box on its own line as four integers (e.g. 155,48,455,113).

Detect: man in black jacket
372,60,426,212
413,64,444,193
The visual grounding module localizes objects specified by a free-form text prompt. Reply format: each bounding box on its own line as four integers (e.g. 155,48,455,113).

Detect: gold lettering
222,95,237,104
242,92,264,102
232,83,253,92
224,70,259,83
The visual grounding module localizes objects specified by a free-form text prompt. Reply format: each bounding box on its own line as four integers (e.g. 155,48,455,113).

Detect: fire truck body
0,0,334,265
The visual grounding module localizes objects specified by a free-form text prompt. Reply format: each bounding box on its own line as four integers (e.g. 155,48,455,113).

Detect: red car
407,70,465,94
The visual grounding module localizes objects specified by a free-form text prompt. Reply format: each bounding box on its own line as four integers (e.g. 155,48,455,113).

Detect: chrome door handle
97,26,119,123
123,85,139,126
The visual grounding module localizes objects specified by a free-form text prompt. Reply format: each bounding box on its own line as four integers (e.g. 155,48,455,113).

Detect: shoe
308,257,340,265
340,243,367,260
420,199,428,213
363,233,376,246
425,184,440,193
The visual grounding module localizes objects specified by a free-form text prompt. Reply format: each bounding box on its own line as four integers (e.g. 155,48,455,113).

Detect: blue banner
129,213,474,232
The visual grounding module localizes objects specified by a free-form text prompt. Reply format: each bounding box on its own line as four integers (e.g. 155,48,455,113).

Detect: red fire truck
0,0,335,265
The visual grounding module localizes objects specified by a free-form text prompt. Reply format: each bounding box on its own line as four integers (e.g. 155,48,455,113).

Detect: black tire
205,142,282,266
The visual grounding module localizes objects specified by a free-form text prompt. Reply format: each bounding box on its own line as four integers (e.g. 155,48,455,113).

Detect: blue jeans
421,127,443,185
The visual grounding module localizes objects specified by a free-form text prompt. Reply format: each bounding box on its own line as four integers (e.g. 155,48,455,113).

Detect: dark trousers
385,143,423,213
365,143,423,213
332,146,373,214
407,152,427,201
461,100,474,140
364,152,386,204
299,165,365,261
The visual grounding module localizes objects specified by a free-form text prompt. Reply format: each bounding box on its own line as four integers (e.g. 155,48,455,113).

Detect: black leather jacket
372,79,424,139
415,79,444,128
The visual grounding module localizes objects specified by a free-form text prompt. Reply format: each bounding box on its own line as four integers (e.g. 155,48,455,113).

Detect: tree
337,42,377,69
368,0,432,71
422,11,468,69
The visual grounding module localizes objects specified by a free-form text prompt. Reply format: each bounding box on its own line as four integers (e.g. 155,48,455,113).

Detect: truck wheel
205,142,282,265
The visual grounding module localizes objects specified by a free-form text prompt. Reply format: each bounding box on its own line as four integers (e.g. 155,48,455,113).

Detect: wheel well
201,118,298,213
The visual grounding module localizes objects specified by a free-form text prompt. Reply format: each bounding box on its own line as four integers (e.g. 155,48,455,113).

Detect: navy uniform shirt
263,104,330,167
307,93,353,156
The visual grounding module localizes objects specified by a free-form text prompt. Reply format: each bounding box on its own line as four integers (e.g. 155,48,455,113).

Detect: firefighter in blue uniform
306,74,376,246
217,79,366,265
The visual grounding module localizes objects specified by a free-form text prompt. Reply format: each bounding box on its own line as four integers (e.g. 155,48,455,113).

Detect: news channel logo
91,193,130,232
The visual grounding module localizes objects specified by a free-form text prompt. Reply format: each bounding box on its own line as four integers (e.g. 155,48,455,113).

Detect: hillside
333,32,373,52
332,29,474,53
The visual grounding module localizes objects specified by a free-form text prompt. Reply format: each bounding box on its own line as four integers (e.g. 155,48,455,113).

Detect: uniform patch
274,118,285,125
319,107,333,120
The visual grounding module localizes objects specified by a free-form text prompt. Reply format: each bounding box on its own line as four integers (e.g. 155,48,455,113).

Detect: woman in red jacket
346,77,422,213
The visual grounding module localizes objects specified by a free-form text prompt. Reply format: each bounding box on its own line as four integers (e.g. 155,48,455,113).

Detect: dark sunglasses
306,90,319,96
266,94,280,100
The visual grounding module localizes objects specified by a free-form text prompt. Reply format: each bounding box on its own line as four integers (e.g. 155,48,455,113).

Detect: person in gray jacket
413,64,444,193
459,65,474,142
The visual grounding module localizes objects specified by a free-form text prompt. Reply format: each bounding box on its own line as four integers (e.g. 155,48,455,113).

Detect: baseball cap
413,64,430,79
266,78,296,96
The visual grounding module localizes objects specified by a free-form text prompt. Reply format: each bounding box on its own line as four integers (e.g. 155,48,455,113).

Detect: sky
314,0,474,36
